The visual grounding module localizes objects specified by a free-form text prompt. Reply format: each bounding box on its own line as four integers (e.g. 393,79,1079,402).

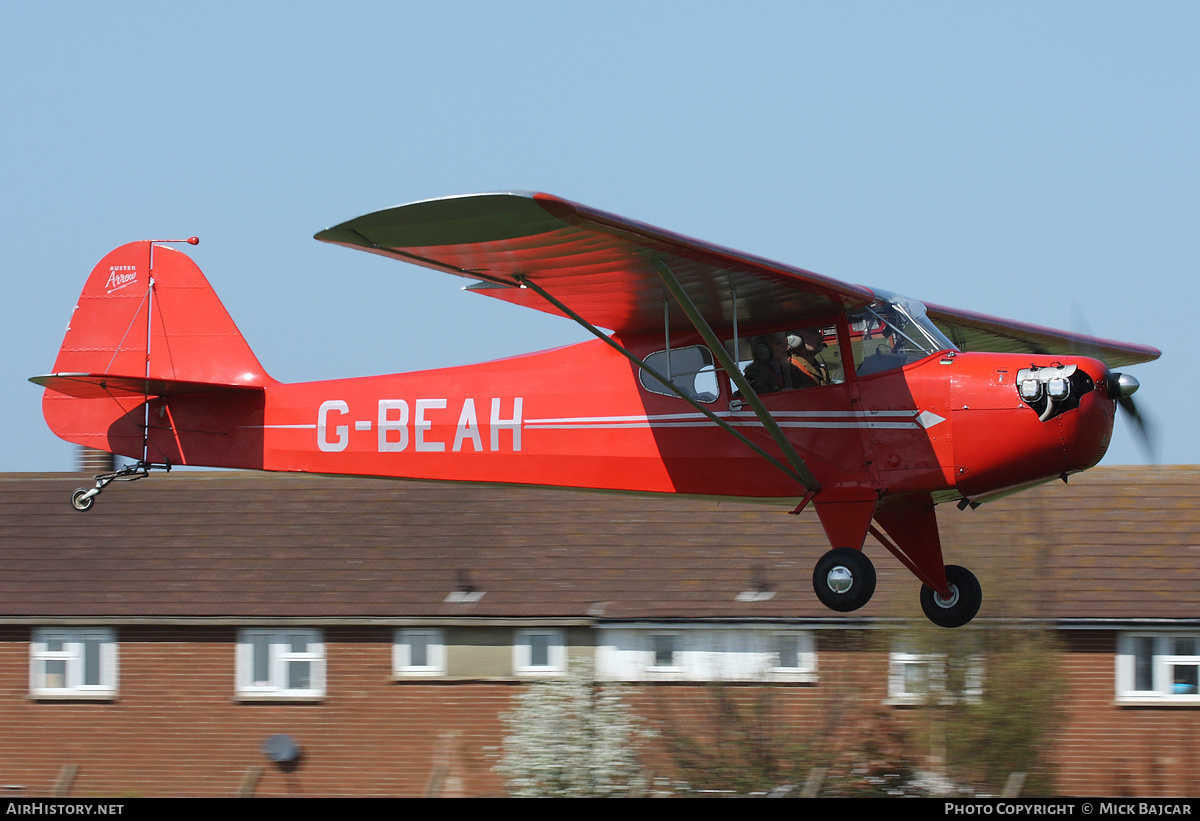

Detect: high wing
314,192,877,333
925,303,1161,369
315,192,1160,367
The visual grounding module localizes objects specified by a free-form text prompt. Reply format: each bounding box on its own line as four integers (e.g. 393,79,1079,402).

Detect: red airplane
31,193,1160,627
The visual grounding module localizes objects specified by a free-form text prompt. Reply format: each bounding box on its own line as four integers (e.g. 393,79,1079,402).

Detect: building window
888,646,983,705
595,626,816,682
769,632,817,679
30,628,118,699
236,629,325,699
651,633,679,670
394,629,446,676
514,629,566,676
1117,633,1200,704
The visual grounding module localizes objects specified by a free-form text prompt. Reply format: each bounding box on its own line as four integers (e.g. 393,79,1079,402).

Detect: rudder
35,241,274,467
48,241,272,386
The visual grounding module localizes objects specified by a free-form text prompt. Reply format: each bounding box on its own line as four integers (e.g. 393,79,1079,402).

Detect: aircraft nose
1105,372,1140,398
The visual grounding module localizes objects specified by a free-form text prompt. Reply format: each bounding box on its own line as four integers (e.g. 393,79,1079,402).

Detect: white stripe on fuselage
524,409,944,431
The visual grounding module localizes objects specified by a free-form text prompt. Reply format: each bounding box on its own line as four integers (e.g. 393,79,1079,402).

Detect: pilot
788,328,831,386
744,333,813,393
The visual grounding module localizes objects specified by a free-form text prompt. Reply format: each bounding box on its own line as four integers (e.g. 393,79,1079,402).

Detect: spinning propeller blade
1115,385,1158,463
1070,306,1158,463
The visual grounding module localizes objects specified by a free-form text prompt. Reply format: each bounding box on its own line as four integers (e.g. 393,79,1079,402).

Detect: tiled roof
0,467,1196,622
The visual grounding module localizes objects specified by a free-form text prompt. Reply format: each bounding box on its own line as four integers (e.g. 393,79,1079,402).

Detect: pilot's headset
789,331,827,354
752,335,773,363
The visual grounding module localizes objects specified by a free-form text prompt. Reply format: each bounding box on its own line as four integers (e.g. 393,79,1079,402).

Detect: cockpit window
728,324,844,396
850,293,956,376
640,345,720,402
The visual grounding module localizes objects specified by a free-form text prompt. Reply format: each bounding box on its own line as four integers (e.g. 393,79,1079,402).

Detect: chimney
76,446,115,474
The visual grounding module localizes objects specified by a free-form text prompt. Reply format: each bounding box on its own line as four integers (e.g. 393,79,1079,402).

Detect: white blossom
496,661,654,797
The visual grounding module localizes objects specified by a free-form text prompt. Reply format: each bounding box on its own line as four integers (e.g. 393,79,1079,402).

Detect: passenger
744,333,813,393
788,329,831,386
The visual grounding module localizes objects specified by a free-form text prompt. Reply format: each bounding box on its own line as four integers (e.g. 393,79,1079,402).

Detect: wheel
920,565,982,628
812,547,877,612
70,488,95,512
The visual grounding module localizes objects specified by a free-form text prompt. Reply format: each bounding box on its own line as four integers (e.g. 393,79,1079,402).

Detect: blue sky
3,2,1196,471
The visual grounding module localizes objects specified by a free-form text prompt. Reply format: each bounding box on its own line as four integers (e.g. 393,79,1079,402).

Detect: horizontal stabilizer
31,373,265,400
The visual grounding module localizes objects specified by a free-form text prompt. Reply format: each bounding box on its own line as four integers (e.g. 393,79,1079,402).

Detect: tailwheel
70,488,96,512
920,565,982,628
812,547,876,612
64,459,168,512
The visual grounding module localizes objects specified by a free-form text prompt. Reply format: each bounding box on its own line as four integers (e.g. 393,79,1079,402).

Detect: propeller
1069,304,1158,463
1104,370,1158,463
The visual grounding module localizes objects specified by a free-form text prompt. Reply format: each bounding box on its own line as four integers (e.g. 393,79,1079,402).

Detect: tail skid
33,240,275,509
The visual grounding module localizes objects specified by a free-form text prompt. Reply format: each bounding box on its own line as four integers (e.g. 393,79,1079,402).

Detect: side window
30,628,119,699
731,325,843,396
640,345,719,402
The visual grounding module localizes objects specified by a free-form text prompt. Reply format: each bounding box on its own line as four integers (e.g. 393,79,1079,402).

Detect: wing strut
515,276,814,489
651,261,820,492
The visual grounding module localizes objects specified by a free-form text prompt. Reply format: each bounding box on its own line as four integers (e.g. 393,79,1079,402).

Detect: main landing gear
811,549,982,628
919,565,982,628
809,494,982,626
70,460,170,512
812,548,877,612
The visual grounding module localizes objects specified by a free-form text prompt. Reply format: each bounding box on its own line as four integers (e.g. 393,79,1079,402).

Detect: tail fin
46,241,271,385
33,241,274,467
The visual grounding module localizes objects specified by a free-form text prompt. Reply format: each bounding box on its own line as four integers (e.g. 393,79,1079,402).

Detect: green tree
659,682,813,795
893,622,1065,796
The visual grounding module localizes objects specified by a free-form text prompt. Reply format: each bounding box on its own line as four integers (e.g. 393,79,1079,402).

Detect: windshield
848,292,957,376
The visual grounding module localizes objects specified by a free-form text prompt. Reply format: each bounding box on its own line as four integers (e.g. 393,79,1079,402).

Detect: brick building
0,467,1196,796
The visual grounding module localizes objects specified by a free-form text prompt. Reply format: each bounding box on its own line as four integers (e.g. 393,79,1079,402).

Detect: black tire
920,565,982,628
812,547,876,612
70,488,95,512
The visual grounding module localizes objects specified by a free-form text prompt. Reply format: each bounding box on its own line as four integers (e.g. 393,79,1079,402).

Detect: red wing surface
925,303,1160,368
315,192,876,333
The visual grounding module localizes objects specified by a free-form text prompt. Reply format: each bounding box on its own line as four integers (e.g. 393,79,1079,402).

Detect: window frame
1116,632,1200,705
29,627,119,700
768,630,817,680
638,345,721,403
236,628,326,700
887,647,983,706
513,628,567,677
393,628,447,677
649,632,680,672
596,625,817,682
726,320,847,400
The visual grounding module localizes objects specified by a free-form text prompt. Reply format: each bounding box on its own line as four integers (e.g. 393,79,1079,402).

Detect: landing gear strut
69,460,170,512
919,565,982,628
812,547,877,612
